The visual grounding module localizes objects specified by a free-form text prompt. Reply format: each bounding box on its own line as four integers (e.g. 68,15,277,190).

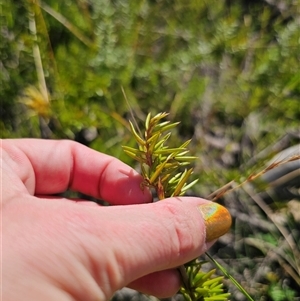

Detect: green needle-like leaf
153,132,171,149
122,145,145,156
203,276,224,287
147,132,160,144
154,121,180,132
145,112,151,130
122,149,146,163
171,168,194,196
149,154,173,184
129,120,145,146
179,139,192,148
175,155,198,162
169,172,183,183
204,294,230,300
155,147,187,155
180,179,199,193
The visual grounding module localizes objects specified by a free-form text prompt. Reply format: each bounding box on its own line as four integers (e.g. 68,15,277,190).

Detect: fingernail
198,203,232,242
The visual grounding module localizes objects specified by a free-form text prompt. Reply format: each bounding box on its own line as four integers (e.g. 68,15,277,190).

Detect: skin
1,139,214,301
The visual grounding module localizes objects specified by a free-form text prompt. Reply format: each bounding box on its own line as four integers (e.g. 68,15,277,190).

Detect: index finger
2,139,152,205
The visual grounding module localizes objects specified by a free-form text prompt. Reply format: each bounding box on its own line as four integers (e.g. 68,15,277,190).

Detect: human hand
1,139,231,301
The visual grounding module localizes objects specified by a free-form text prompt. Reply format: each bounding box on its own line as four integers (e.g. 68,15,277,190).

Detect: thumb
80,197,232,298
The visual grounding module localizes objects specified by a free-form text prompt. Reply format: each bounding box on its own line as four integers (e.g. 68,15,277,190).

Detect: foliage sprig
123,112,198,200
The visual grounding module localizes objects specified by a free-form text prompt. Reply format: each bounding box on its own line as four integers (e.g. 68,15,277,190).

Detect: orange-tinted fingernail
198,203,232,242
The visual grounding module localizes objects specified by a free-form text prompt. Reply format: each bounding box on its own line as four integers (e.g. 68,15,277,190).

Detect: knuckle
159,200,199,259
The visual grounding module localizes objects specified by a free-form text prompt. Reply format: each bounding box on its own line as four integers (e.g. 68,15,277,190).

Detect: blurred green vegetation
1,0,299,300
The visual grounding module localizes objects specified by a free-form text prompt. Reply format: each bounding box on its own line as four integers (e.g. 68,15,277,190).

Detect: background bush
1,0,299,300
